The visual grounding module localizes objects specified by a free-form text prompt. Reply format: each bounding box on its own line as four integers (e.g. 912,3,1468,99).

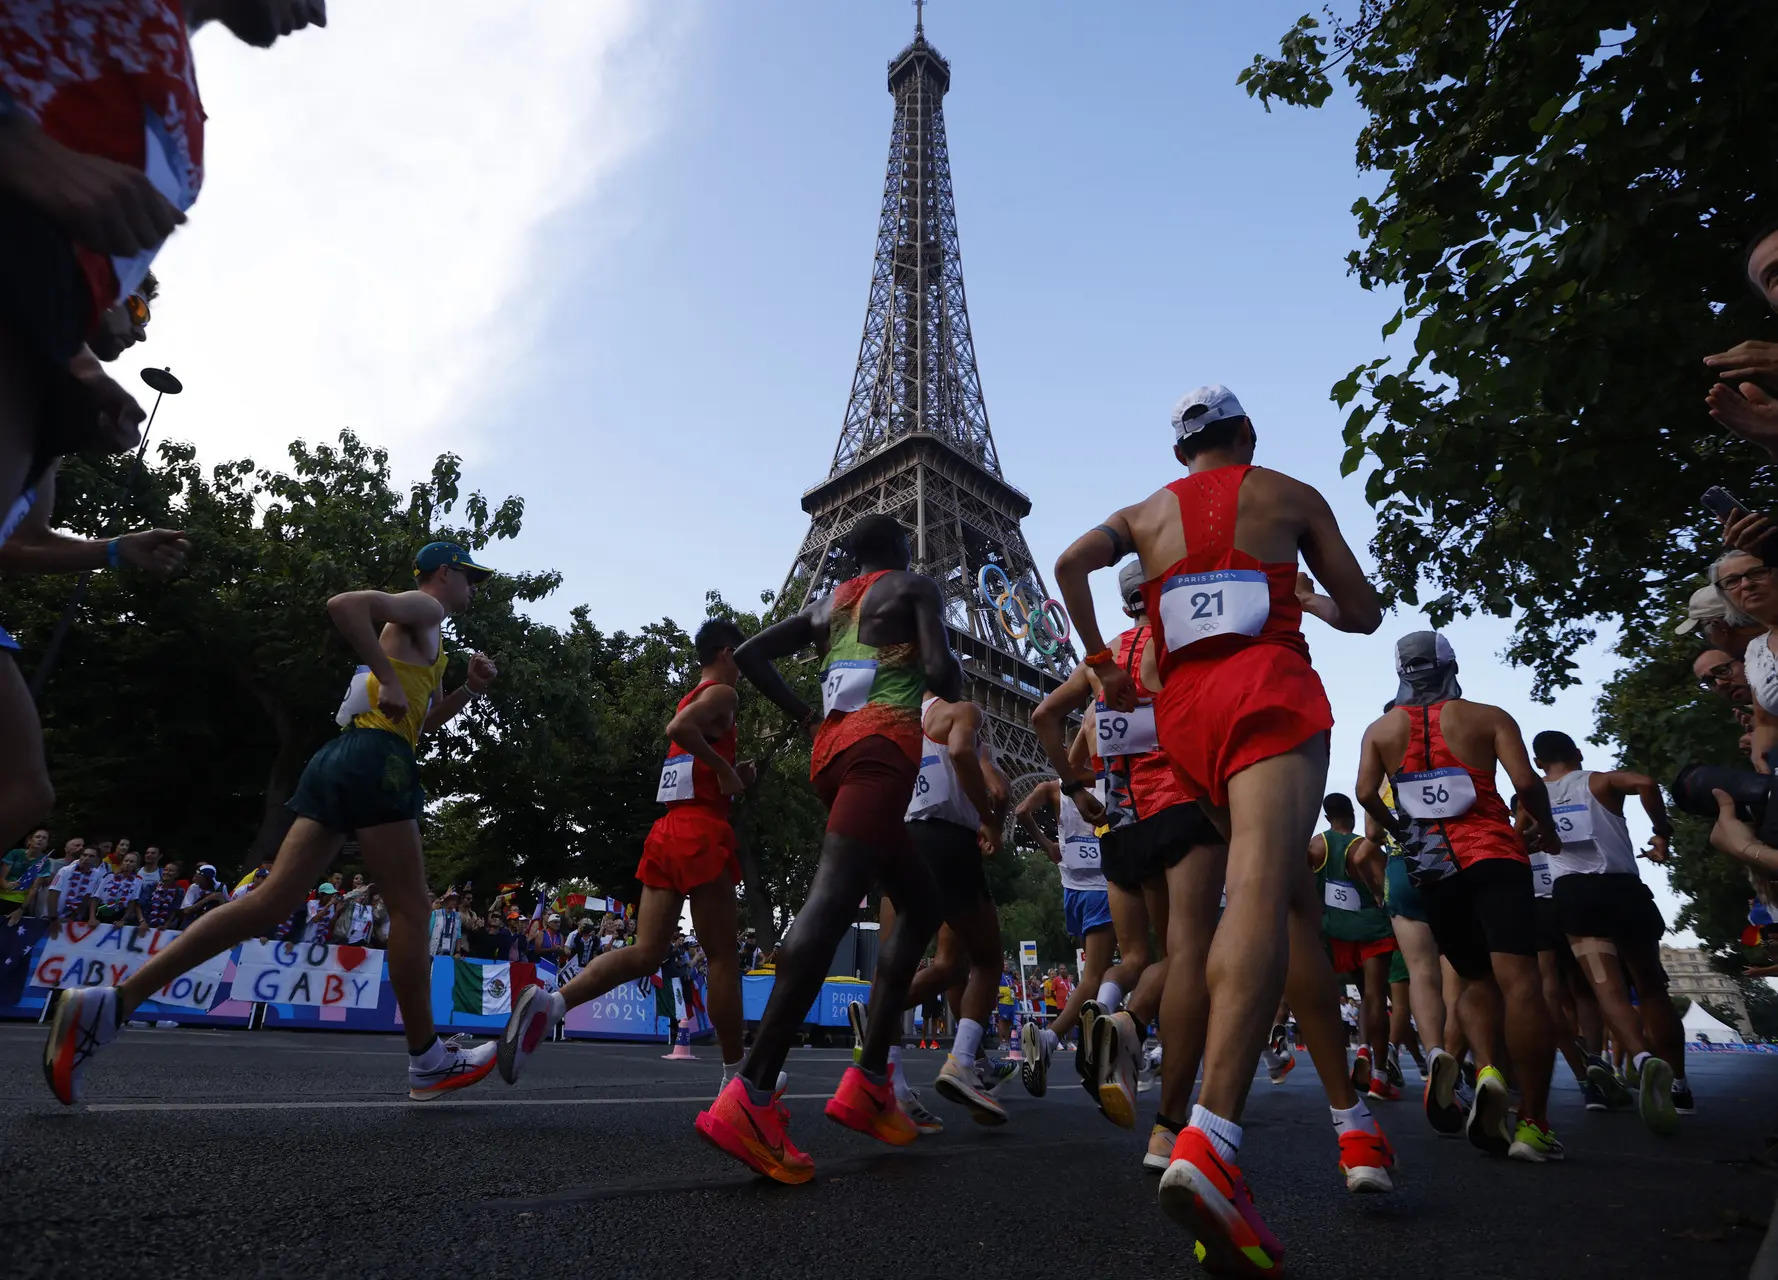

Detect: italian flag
451,960,538,1016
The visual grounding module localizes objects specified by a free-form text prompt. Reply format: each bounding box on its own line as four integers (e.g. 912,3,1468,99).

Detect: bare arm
910,576,963,703
1308,831,1328,872
1031,665,1095,781
1347,837,1387,900
939,702,995,830
0,465,190,577
1593,768,1674,860
1053,513,1131,670
1067,717,1095,771
1753,702,1778,774
734,611,819,727
1016,780,1062,863
666,683,745,795
1355,723,1400,837
1295,483,1382,635
325,589,445,696
421,653,498,737
1495,713,1557,853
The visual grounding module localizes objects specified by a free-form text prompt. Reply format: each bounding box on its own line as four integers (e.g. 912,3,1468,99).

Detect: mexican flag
451,960,538,1016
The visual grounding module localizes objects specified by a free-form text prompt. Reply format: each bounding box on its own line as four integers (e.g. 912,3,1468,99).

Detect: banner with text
31,923,229,1010
234,940,386,1009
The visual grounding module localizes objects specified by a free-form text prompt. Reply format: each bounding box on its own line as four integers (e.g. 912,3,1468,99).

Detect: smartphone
1703,485,1747,522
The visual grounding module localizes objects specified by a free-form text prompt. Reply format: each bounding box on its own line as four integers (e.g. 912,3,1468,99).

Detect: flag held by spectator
450,959,537,1016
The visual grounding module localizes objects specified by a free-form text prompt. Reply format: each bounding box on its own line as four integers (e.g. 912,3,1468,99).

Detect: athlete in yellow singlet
45,542,504,1107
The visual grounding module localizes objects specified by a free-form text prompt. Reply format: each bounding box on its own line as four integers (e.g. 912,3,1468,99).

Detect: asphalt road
3,1023,1775,1278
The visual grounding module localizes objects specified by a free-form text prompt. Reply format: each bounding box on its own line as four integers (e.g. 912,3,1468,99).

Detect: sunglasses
124,294,151,327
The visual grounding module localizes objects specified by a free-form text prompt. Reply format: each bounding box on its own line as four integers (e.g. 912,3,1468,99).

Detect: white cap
1170,385,1248,441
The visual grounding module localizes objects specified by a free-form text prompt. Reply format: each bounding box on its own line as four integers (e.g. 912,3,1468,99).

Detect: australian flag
0,919,45,1008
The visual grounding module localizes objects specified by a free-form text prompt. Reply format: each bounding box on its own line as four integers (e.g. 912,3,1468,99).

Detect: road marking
83,1093,833,1114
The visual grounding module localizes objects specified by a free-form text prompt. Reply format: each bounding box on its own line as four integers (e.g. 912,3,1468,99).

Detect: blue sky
121,2,1687,933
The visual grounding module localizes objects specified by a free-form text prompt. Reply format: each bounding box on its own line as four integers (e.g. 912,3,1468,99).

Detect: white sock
410,1037,448,1072
1097,980,1123,1010
888,1044,913,1100
953,1017,984,1069
1330,1100,1378,1137
1189,1104,1243,1162
1633,1050,1651,1074
1041,1027,1060,1053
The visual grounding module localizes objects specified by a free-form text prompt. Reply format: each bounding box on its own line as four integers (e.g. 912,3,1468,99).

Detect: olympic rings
977,562,1072,661
977,564,1011,601
995,591,1027,639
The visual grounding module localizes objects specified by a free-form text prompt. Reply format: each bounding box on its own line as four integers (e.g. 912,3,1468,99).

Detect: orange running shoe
825,1065,918,1145
1157,1126,1284,1277
1367,1075,1401,1102
695,1075,815,1184
1337,1125,1396,1193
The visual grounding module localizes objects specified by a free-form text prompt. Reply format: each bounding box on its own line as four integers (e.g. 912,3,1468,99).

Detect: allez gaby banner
32,923,229,1009
234,940,385,1009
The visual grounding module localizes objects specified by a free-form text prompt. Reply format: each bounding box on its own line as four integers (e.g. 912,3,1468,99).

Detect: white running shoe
497,984,563,1084
44,986,121,1105
901,1089,944,1134
935,1054,1009,1125
1019,1021,1050,1097
410,1038,498,1101
1098,1011,1142,1129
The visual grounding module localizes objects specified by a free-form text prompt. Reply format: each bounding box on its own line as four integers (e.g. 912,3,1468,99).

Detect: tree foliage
1242,2,1778,695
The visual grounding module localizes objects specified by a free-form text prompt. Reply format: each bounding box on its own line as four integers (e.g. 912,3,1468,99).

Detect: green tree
1241,2,1778,695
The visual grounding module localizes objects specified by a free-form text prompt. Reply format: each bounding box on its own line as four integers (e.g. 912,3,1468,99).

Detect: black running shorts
1554,873,1666,950
901,818,992,923
1420,857,1537,981
287,728,426,834
1099,801,1219,892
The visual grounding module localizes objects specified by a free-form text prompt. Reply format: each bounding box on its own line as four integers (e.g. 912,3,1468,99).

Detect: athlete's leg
1441,956,1469,1064
1539,948,1590,1082
1388,980,1412,1053
1103,881,1153,998
1124,875,1171,1024
860,851,942,1073
1196,736,1329,1122
557,886,679,1009
1051,927,1114,1040
744,836,881,1092
0,654,53,852
356,818,457,1053
1620,942,1685,1074
902,923,967,1010
1281,900,1362,1110
1572,970,1606,1054
953,894,1004,1027
1157,844,1226,1125
1360,952,1392,1071
1488,951,1554,1127
687,880,744,1065
116,818,341,1018
1568,936,1650,1060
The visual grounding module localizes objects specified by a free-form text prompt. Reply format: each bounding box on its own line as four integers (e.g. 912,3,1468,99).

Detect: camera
1672,762,1778,845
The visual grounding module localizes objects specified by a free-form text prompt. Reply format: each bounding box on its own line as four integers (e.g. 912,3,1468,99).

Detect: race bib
907,751,952,817
1323,878,1361,912
110,116,198,305
1157,569,1270,650
820,659,877,716
655,754,695,803
1061,834,1101,872
1530,852,1554,897
1551,803,1594,845
1393,768,1477,820
1096,699,1158,756
335,666,373,726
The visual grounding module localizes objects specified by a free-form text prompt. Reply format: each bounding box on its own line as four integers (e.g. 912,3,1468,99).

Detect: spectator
1695,648,1753,706
428,888,464,957
180,865,228,925
132,862,184,929
92,840,115,872
488,909,527,962
307,881,346,943
138,846,164,887
564,915,599,971
1679,578,1765,659
111,837,134,872
96,852,141,922
369,892,391,948
233,858,273,895
529,912,565,962
16,837,81,921
738,927,763,972
47,845,106,932
1714,549,1778,767
1,827,49,916
345,885,380,946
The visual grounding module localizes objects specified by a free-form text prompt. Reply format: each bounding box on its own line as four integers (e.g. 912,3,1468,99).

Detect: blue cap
413,541,494,583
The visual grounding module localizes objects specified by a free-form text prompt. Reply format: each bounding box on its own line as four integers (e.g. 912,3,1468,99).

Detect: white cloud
112,0,671,466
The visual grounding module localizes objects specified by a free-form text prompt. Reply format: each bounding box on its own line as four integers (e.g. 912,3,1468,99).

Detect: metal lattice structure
778,19,1071,780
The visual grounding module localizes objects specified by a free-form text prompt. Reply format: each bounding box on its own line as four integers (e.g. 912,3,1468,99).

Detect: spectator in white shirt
137,846,164,887
46,847,105,934
427,888,463,957
95,852,141,922
181,865,229,925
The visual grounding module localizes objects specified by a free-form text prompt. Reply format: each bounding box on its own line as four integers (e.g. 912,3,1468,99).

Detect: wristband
106,538,121,569
1082,648,1116,668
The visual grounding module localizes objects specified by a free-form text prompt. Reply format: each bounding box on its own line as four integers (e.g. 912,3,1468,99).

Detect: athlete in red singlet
1356,631,1565,1162
498,619,755,1089
1053,385,1386,1275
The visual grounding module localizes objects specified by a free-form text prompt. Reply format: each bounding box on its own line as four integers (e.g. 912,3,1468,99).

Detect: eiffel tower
777,13,1071,783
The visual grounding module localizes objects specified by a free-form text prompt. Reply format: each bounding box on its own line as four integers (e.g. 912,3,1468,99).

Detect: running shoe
977,1056,1019,1095
826,1064,918,1145
1460,1056,1478,1091
43,985,120,1105
1263,1022,1295,1083
1465,1065,1511,1156
1424,1048,1463,1135
1508,1118,1565,1163
696,1075,815,1184
497,984,563,1084
1367,1076,1401,1102
1098,1011,1142,1129
935,1054,1009,1125
409,1038,499,1101
1158,1126,1285,1277
901,1088,944,1135
1384,1045,1406,1091
848,999,867,1066
1144,1122,1178,1173
1078,999,1106,1099
1019,1020,1048,1097
1337,1126,1396,1193
1350,1044,1373,1095
1582,1080,1609,1112
1672,1081,1696,1116
1637,1056,1678,1136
